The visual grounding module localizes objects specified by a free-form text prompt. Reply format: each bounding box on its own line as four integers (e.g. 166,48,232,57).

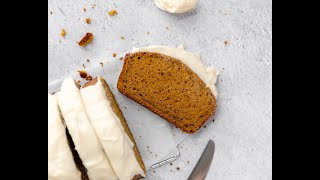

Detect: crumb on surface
166,27,169,30
112,53,117,57
120,36,125,40
61,29,66,37
170,163,173,166
204,125,207,128
187,161,190,164
83,7,86,12
108,10,118,16
153,171,155,173
86,75,93,81
224,40,229,45
100,62,104,67
147,32,150,35
50,11,52,14
213,119,215,122
87,59,90,62
86,18,91,24
177,167,180,171
119,57,123,60
78,70,88,79
147,146,149,148
78,33,93,47
82,64,86,68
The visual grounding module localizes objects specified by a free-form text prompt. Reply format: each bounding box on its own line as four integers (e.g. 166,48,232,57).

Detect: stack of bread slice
48,76,146,180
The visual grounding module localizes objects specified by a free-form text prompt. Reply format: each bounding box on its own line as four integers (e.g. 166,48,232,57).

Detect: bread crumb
166,27,169,30
170,163,173,166
87,59,90,62
147,32,150,35
86,18,91,24
213,119,215,122
224,40,229,45
100,62,104,67
177,167,180,171
78,70,88,79
147,146,149,148
120,36,125,40
50,11,52,15
61,29,66,37
119,57,123,60
82,64,86,68
108,10,118,16
170,170,173,172
86,75,93,81
78,33,93,47
204,125,207,128
153,171,155,173
187,161,190,164
112,53,117,57
83,8,86,12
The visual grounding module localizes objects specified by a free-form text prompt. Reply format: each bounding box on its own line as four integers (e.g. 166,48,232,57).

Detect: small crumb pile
108,10,118,16
78,33,93,47
61,29,66,37
86,18,91,24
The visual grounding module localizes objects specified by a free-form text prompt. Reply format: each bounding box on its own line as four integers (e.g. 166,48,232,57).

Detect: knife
187,140,215,180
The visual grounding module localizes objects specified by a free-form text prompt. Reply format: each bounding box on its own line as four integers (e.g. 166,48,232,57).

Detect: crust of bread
117,52,216,134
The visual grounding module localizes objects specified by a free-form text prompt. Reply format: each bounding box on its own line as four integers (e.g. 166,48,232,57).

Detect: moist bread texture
117,52,216,133
83,78,146,179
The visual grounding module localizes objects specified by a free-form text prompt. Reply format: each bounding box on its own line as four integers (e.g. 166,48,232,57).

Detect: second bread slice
118,50,217,133
81,76,146,180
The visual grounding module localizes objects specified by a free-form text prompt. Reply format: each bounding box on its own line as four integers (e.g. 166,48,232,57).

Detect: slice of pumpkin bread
117,47,217,134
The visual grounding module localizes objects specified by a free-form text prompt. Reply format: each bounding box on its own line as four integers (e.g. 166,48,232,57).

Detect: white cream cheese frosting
48,93,81,180
81,76,146,180
154,0,198,13
131,45,219,97
56,78,118,180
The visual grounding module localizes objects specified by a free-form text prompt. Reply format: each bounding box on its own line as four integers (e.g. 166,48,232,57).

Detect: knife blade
187,140,215,180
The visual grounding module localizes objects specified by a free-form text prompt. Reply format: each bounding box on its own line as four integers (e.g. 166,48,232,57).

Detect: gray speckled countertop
48,0,272,179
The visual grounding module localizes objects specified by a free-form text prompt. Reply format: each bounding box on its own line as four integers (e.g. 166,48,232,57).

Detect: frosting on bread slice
48,93,81,180
57,78,117,180
81,77,146,180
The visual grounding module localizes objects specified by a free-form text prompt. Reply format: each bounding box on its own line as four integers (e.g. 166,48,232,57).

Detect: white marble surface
48,0,272,179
